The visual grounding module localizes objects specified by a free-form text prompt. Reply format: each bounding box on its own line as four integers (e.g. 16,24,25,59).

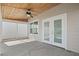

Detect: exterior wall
30,4,79,53
67,10,79,53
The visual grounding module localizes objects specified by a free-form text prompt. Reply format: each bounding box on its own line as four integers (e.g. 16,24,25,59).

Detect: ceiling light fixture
26,9,33,18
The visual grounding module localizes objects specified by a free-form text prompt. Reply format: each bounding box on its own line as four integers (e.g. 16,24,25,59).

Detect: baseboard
66,48,79,54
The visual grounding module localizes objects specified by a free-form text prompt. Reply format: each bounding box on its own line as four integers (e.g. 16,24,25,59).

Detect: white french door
42,13,67,48
42,19,51,44
52,14,67,48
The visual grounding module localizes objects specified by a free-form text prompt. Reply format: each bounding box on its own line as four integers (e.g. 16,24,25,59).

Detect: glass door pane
54,19,62,43
44,21,50,41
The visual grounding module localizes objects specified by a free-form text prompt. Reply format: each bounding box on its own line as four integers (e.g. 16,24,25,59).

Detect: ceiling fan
26,9,33,18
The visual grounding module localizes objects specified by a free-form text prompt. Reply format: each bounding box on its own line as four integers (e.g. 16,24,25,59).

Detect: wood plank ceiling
1,3,59,22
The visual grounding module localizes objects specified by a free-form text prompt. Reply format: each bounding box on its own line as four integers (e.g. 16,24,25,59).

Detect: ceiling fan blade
30,15,33,18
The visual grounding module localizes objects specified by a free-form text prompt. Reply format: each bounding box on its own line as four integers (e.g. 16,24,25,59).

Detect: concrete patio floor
1,41,79,56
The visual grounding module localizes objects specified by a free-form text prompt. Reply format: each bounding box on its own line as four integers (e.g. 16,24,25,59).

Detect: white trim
63,13,67,49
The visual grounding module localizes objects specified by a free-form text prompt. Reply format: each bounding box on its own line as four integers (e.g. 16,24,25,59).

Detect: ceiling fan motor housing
26,9,33,18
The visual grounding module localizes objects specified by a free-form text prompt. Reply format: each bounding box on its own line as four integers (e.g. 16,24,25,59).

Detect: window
30,21,38,34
